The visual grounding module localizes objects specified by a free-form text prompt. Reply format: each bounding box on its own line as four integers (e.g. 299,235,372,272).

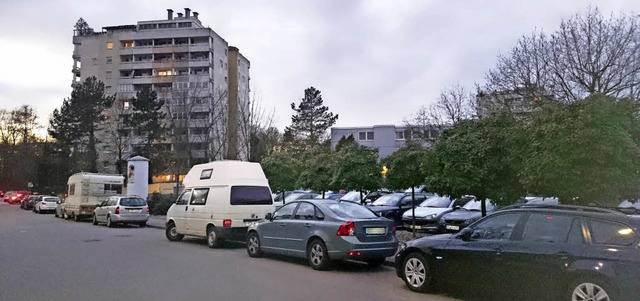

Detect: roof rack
500,204,625,215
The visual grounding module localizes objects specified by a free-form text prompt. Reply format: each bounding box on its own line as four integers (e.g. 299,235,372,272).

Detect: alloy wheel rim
170,227,177,237
405,258,426,288
311,244,323,266
208,231,216,245
572,283,610,301
248,236,259,254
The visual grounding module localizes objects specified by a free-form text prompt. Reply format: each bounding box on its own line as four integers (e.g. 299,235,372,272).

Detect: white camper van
63,173,124,221
165,161,274,248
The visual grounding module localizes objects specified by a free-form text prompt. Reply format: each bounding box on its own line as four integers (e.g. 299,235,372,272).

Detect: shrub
147,193,175,215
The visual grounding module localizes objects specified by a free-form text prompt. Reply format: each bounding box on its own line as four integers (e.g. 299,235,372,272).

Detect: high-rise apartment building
71,8,250,173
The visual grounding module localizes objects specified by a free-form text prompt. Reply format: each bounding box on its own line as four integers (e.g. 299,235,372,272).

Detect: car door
171,189,192,233
185,188,210,236
500,213,582,300
285,202,320,256
259,202,298,255
438,212,525,291
95,199,110,222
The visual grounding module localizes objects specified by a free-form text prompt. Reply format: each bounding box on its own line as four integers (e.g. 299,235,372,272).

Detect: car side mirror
458,228,473,241
265,213,273,221
454,205,461,210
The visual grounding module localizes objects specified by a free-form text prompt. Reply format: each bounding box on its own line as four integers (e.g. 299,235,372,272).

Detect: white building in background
71,8,250,173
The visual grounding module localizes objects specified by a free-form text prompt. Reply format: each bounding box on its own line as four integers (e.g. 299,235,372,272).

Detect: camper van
165,161,274,248
63,173,124,221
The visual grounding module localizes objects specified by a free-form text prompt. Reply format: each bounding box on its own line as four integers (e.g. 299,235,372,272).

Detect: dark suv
395,204,640,301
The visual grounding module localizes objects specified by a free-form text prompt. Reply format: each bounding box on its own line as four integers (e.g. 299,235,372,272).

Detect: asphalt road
0,203,461,301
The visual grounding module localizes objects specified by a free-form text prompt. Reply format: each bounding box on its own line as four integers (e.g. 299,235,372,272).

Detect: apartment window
396,131,406,140
359,131,374,141
105,71,112,79
178,22,192,28
123,101,130,110
106,56,112,64
121,41,134,48
157,70,173,76
106,42,113,49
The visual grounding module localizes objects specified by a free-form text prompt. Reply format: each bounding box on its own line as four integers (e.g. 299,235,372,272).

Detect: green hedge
147,193,175,216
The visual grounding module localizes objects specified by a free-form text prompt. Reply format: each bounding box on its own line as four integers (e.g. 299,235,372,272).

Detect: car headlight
426,214,437,219
398,242,407,253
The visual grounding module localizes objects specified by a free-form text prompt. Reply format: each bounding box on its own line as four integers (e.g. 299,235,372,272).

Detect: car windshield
120,197,146,206
340,191,361,202
327,202,378,219
371,194,403,206
43,197,60,202
419,196,451,208
462,200,495,211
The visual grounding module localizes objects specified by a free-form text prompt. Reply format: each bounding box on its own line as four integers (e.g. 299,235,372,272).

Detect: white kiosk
127,156,149,199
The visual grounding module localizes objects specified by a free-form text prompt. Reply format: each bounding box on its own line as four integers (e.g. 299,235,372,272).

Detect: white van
63,172,124,221
165,160,274,248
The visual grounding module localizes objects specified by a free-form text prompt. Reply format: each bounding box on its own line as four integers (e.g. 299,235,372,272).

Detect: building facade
71,8,250,173
330,125,442,159
476,88,552,118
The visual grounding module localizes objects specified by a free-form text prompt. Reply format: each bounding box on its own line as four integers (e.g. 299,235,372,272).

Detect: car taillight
347,251,361,257
337,221,355,236
146,207,150,213
223,219,232,227
115,206,120,214
393,224,397,233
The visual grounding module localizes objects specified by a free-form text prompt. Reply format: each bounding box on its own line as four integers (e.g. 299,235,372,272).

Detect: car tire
402,252,433,293
365,257,387,267
139,222,146,228
106,215,114,228
165,222,184,241
206,227,221,248
307,239,331,271
92,214,98,225
246,231,262,258
568,278,616,301
63,211,70,220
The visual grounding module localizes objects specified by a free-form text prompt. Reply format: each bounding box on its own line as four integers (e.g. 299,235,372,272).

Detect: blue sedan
247,199,398,270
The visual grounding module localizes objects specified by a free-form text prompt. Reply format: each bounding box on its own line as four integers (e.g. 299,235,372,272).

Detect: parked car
438,198,496,233
246,199,398,270
8,191,31,204
402,195,474,233
314,193,345,200
523,196,560,205
54,199,66,218
395,205,640,300
367,193,428,227
34,196,61,214
273,191,316,208
21,195,40,210
93,195,149,227
362,190,393,204
339,191,364,204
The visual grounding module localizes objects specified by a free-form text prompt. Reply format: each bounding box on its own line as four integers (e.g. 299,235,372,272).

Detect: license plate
446,225,460,231
128,209,140,213
365,227,386,235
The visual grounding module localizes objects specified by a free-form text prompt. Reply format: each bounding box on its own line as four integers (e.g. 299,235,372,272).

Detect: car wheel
92,214,98,225
569,279,615,301
139,222,146,228
365,257,387,267
246,231,262,258
206,227,221,248
403,252,432,293
165,222,184,241
63,211,70,220
307,239,331,270
106,215,113,228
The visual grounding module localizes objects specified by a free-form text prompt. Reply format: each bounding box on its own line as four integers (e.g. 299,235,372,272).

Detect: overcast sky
0,0,639,133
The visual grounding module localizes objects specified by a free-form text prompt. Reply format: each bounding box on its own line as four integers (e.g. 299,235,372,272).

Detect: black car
439,199,496,232
367,193,428,227
363,190,392,204
395,204,640,300
21,195,40,210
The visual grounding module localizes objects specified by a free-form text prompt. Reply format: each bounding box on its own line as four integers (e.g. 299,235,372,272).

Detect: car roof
498,204,640,227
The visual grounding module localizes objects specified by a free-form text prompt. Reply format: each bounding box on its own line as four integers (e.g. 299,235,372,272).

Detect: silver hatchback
92,196,149,228
247,199,398,270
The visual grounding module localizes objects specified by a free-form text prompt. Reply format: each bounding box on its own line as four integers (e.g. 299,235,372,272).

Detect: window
589,220,637,246
521,214,573,243
358,131,374,141
104,184,122,194
119,197,146,207
273,203,297,220
176,189,192,205
190,188,209,205
470,213,523,240
107,42,113,49
294,203,316,220
230,186,273,205
68,184,75,196
396,131,406,140
123,101,130,110
106,56,113,64
106,71,112,79
327,202,378,219
157,70,173,76
121,41,134,48
178,22,192,28
200,169,213,180
567,219,585,244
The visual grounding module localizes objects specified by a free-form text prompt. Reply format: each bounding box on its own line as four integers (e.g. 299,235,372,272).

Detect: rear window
327,202,378,219
119,197,146,206
43,197,60,203
230,186,273,205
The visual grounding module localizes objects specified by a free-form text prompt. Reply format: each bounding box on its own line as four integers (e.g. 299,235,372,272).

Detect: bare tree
237,90,277,162
100,100,131,174
485,7,640,102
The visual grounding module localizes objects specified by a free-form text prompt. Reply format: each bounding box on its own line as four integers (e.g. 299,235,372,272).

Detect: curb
146,223,165,230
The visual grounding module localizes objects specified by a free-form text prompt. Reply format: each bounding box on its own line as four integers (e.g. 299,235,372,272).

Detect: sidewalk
144,215,425,267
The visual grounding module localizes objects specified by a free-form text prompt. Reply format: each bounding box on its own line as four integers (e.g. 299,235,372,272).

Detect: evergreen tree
127,86,168,176
285,87,338,145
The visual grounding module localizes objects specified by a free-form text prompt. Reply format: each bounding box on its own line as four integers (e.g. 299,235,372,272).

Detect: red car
9,191,32,204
